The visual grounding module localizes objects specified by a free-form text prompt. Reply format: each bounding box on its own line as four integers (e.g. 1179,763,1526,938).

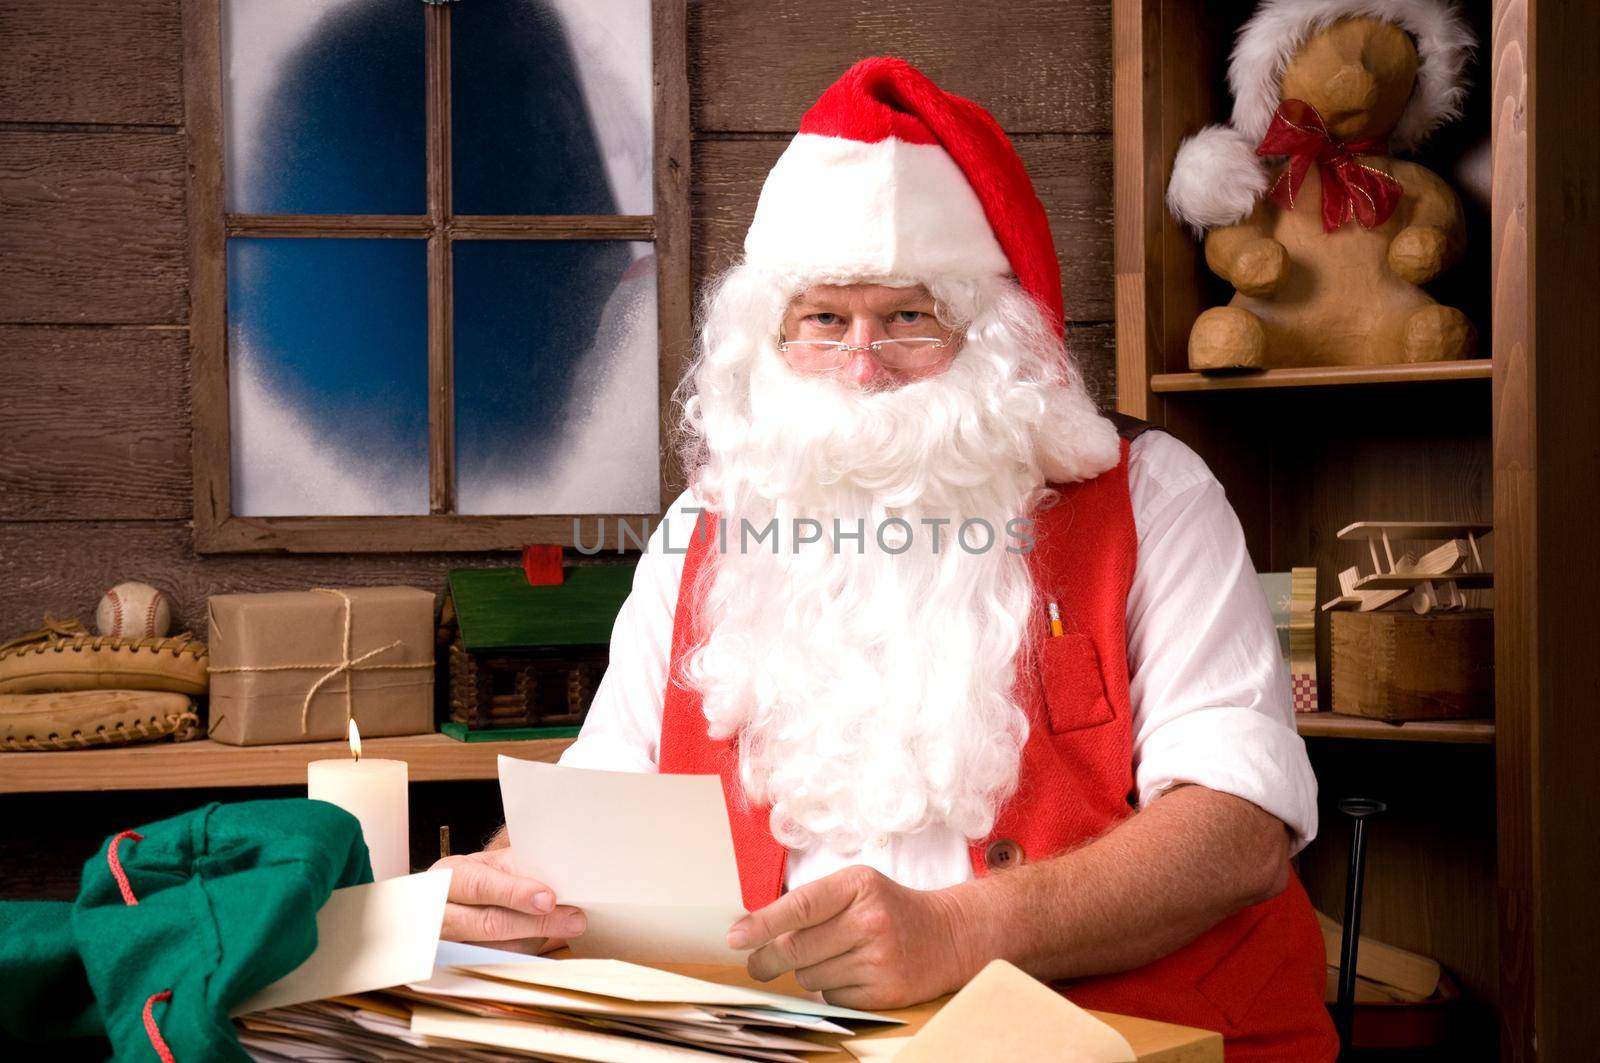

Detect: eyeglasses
775,335,957,372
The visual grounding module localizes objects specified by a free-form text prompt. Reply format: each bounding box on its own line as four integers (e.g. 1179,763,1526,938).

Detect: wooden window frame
181,0,690,553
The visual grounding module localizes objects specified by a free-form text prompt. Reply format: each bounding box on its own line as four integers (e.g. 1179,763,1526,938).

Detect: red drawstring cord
141,991,177,1063
107,830,142,906
107,830,178,1063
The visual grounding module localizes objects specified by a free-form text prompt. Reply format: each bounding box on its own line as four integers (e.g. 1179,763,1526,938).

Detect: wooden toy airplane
1319,522,1492,616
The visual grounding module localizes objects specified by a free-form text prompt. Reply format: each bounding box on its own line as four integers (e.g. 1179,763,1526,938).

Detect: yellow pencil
1048,601,1063,638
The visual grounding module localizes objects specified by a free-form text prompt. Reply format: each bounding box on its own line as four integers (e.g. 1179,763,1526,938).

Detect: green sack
0,798,372,1061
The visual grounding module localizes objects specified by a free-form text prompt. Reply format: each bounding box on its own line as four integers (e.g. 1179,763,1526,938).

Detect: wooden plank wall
0,0,1114,637
0,0,1115,895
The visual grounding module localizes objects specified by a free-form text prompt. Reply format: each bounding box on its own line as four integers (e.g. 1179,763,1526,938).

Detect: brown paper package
206,586,437,746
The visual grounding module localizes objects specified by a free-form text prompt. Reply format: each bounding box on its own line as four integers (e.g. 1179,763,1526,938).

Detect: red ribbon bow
1256,99,1403,233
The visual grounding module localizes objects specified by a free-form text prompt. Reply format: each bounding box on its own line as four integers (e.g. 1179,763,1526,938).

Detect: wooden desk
657,962,1222,1062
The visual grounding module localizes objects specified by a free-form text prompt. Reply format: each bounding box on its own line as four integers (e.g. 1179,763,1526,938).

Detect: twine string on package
206,588,433,733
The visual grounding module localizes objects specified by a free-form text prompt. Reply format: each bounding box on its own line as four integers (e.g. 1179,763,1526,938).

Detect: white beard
675,266,1119,854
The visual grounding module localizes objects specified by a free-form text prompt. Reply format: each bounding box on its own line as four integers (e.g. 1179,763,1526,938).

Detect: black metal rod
1335,797,1386,1056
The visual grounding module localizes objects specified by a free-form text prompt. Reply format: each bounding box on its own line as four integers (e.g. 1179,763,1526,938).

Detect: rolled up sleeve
1125,434,1319,854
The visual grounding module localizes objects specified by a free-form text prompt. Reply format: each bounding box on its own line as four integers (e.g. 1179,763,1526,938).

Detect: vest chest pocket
1039,632,1117,733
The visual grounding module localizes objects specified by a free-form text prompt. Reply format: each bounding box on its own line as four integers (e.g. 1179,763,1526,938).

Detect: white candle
308,719,410,880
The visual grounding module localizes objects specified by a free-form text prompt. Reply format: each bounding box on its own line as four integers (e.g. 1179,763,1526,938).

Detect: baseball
97,582,174,639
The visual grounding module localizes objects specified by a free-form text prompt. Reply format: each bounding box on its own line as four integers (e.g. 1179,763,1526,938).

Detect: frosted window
452,241,659,515
452,0,653,215
228,238,429,516
223,0,425,214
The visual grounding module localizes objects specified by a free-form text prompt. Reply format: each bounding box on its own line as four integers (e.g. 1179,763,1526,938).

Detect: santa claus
436,56,1336,1061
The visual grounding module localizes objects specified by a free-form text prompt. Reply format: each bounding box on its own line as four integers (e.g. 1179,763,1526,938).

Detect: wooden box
1330,609,1492,721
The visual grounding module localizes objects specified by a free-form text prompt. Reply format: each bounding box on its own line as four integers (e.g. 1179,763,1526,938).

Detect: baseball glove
0,616,208,696
0,689,200,751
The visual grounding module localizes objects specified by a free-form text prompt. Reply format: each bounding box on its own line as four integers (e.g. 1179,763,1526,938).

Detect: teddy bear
1165,0,1478,370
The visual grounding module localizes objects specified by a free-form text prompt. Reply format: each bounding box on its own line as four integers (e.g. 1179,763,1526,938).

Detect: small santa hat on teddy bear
1166,0,1476,236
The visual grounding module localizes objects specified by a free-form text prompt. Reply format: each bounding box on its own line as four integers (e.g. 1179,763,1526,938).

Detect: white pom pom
1165,124,1270,237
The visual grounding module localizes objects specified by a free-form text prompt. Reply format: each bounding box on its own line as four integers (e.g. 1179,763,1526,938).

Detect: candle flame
348,718,362,762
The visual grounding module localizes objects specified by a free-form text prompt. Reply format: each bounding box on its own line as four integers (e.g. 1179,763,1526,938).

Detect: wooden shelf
1149,360,1492,393
1107,0,1594,1049
0,718,1496,794
1296,713,1494,745
0,733,576,794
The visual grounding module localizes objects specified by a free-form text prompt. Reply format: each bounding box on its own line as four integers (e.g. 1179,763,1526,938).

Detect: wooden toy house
439,566,633,739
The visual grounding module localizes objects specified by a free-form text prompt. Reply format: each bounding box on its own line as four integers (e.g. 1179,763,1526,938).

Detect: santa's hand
431,847,587,954
727,865,979,1010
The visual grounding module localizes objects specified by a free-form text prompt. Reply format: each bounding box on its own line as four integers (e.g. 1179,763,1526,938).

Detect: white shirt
558,430,1320,892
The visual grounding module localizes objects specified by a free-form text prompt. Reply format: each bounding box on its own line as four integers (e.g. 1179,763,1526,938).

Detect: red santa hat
742,57,1065,335
1166,0,1475,235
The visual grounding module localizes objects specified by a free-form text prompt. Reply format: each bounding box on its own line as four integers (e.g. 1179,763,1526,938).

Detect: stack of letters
238,948,898,1061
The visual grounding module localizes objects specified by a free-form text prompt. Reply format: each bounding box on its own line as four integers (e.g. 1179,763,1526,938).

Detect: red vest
659,437,1337,1061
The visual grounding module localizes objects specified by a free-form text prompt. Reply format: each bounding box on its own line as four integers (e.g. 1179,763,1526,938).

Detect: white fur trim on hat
1166,0,1474,234
1230,0,1475,150
743,133,1011,283
1166,125,1270,236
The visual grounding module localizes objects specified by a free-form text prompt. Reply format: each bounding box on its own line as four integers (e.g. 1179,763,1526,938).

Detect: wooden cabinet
1112,1,1598,1059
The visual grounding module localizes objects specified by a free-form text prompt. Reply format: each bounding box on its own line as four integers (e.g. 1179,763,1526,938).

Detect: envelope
461,958,899,1025
884,960,1135,1062
232,869,451,1016
410,967,723,1023
410,1004,735,1061
498,756,750,965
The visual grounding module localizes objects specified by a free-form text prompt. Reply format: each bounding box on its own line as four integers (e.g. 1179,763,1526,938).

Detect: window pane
223,0,425,214
452,1,653,215
453,240,659,515
228,238,429,516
